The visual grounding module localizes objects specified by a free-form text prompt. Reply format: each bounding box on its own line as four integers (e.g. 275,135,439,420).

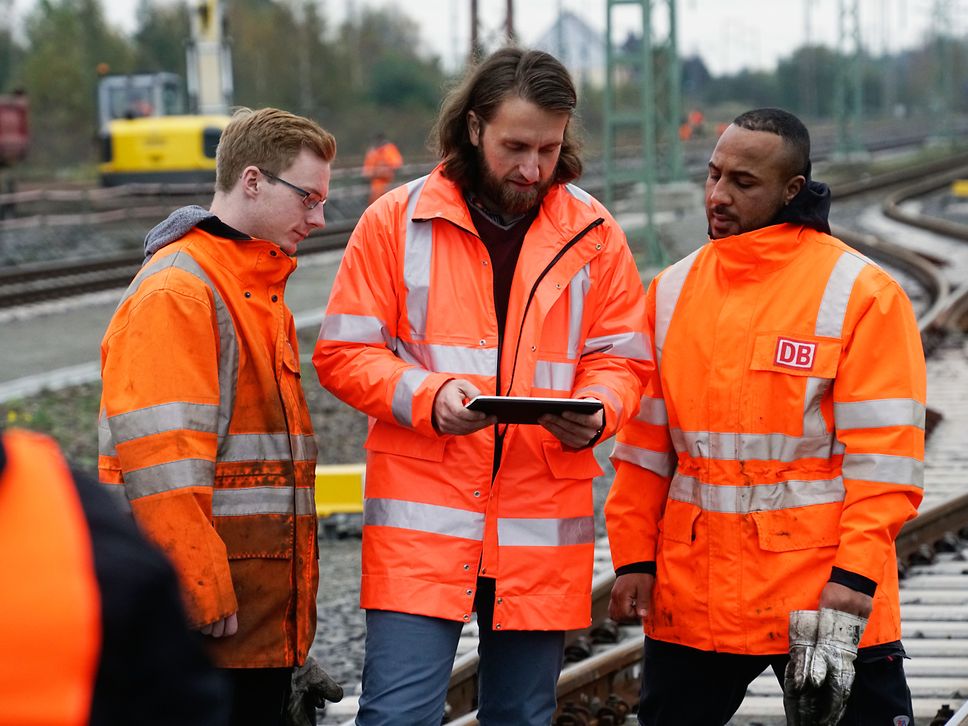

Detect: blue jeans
356,578,565,725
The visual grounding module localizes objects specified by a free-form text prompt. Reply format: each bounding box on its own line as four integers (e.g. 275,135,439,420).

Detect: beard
475,145,554,218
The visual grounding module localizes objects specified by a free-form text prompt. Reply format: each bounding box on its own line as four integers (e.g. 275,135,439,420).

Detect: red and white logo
774,337,817,370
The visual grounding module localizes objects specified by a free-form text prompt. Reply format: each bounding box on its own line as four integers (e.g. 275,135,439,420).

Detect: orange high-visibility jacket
605,224,926,653
362,142,403,183
99,224,318,668
0,429,101,726
313,166,653,630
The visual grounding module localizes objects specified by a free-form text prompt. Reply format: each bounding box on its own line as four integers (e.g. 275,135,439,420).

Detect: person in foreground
98,107,341,726
314,47,653,725
605,107,925,726
0,427,229,726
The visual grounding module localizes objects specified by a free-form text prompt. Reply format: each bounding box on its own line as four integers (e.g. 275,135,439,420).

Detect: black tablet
465,396,603,425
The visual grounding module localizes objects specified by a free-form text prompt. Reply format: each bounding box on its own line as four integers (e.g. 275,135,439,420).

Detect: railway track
1,122,965,311
322,160,968,726
0,219,356,309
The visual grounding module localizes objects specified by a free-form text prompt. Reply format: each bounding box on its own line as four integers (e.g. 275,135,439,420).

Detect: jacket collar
412,164,602,242
711,223,810,280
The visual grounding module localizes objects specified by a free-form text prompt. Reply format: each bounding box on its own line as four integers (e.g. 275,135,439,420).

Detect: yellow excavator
97,0,232,185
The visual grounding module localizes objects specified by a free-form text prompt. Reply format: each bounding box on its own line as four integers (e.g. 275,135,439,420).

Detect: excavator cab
96,73,229,187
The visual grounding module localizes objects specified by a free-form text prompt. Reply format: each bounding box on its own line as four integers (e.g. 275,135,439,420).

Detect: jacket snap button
473,490,480,497
244,291,251,298
462,614,470,622
463,563,470,570
479,339,485,346
481,568,487,575
530,345,536,351
596,243,602,250
555,283,561,289
270,250,277,256
497,597,503,604
271,295,278,302
495,623,502,630
466,589,473,596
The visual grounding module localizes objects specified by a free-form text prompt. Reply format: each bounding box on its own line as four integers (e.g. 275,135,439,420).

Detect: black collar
0,430,7,476
197,216,251,241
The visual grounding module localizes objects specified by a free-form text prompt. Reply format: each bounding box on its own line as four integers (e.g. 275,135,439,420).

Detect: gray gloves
286,656,344,726
783,608,867,726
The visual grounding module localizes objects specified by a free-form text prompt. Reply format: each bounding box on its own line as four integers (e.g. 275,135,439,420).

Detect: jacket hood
770,179,831,234
144,205,214,259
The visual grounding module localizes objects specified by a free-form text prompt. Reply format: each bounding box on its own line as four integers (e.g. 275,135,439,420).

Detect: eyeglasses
258,168,325,210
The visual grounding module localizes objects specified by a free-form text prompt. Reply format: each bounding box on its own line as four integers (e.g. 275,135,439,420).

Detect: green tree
132,0,190,78
21,0,133,169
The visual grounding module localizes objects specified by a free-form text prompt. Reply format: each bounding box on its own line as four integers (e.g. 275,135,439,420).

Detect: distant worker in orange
362,131,403,203
606,108,924,725
0,427,229,726
99,107,341,726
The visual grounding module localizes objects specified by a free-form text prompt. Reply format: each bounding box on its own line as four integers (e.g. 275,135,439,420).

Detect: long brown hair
431,47,582,189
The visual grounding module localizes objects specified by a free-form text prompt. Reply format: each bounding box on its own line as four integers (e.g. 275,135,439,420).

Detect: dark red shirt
467,203,538,340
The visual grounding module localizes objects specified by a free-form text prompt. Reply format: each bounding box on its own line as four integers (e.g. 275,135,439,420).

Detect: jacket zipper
491,217,605,479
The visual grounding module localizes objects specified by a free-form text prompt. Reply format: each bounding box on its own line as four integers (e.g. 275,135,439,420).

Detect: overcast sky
12,0,949,76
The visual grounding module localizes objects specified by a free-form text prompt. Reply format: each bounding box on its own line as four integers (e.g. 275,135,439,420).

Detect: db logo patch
893,717,911,726
774,337,817,370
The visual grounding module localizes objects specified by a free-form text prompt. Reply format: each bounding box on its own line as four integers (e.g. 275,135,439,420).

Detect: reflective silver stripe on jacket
122,458,217,500
669,429,843,463
565,183,594,207
212,486,316,517
391,367,432,427
533,361,577,391
654,249,701,363
567,265,591,359
498,516,595,547
636,395,669,426
802,251,868,438
397,340,497,376
611,441,676,477
364,497,485,540
583,331,654,361
98,409,117,457
318,313,392,346
403,176,432,341
102,401,219,453
834,399,926,430
578,384,623,422
220,433,318,463
669,473,846,514
842,453,924,488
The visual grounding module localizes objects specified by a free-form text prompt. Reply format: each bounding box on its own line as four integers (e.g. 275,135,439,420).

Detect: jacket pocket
541,439,604,480
217,515,294,560
659,499,700,545
365,421,447,461
751,506,841,552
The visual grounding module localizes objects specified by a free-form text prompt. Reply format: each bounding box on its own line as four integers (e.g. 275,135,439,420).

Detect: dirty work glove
286,655,343,726
783,610,820,726
783,608,867,726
